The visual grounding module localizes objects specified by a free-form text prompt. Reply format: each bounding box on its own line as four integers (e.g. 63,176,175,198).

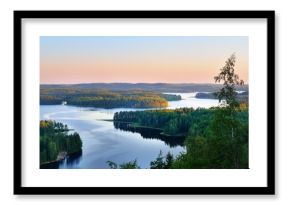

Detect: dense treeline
40,89,181,108
68,96,168,108
41,83,248,93
172,108,248,168
195,91,248,102
160,93,182,101
40,120,82,165
114,107,240,136
113,106,248,169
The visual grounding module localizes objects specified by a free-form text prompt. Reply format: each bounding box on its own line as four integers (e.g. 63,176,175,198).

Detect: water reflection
40,151,83,169
113,121,185,148
39,93,219,169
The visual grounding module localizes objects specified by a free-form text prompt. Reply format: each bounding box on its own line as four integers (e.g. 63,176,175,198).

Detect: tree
150,151,174,169
107,159,140,169
107,161,118,169
214,53,244,108
164,152,174,168
210,53,248,168
150,151,164,169
119,160,140,169
214,53,244,138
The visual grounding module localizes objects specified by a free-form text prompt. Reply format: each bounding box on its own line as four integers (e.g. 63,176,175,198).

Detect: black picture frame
14,10,275,195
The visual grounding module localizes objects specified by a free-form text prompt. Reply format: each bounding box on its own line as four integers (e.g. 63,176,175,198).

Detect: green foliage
171,136,210,169
150,151,174,169
195,91,249,103
114,106,248,169
119,160,140,169
40,120,82,165
172,54,249,169
107,160,118,169
150,151,165,169
107,159,140,169
169,107,248,169
40,89,181,108
114,108,214,136
160,93,182,101
214,53,244,109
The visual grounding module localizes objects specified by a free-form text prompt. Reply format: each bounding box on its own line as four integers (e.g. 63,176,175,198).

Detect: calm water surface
40,93,220,169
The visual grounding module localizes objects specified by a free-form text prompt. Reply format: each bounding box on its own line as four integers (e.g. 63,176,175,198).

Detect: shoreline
112,120,185,138
40,150,82,169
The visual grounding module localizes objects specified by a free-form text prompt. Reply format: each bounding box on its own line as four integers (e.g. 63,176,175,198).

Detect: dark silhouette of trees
107,159,140,169
214,53,244,108
150,151,174,169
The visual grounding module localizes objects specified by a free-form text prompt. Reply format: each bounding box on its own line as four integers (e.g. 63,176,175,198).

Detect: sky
40,36,248,84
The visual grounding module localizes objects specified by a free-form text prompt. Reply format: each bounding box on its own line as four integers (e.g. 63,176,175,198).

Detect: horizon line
40,82,249,85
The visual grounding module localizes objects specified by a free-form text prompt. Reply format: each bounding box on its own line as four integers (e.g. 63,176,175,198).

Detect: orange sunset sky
40,36,248,84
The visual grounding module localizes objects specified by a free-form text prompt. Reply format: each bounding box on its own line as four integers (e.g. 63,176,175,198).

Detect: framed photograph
14,10,275,195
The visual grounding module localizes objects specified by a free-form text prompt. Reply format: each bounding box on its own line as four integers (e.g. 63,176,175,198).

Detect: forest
40,89,181,108
195,91,248,102
40,120,82,165
114,107,248,136
113,105,248,169
113,121,185,147
111,53,249,169
41,82,248,93
114,108,220,136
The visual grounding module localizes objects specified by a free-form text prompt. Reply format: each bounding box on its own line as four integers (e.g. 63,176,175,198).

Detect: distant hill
40,83,248,93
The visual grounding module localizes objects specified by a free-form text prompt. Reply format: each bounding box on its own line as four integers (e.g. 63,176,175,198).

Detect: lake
40,93,220,169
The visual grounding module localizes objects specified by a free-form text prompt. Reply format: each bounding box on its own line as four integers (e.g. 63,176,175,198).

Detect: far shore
108,120,185,138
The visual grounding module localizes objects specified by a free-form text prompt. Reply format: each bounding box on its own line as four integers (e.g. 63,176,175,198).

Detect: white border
22,18,267,187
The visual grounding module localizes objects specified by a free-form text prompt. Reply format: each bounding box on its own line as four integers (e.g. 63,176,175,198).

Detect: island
195,91,249,102
40,88,181,108
40,120,82,167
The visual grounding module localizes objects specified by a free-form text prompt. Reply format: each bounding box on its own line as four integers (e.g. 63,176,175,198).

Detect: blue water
40,93,220,169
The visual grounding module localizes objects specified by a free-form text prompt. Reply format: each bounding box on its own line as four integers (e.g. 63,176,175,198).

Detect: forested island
40,120,82,166
195,91,248,102
40,89,181,108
